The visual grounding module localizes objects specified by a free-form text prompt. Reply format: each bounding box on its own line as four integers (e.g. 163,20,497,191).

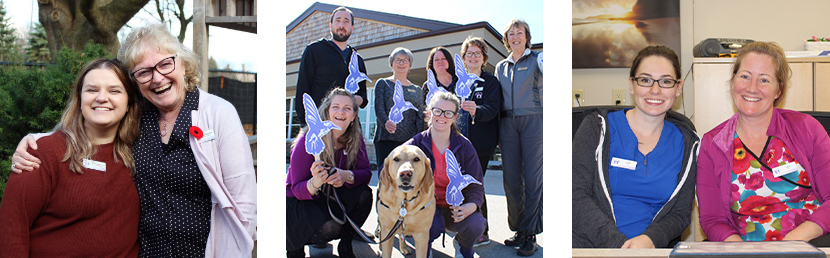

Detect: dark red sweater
0,132,139,257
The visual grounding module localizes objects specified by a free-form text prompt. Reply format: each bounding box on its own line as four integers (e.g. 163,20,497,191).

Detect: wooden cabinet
815,63,830,111
693,57,830,134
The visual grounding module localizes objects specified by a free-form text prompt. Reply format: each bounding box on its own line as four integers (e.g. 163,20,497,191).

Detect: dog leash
323,184,377,243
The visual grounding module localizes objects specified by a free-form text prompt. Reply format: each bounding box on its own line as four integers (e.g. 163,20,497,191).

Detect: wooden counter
573,248,830,257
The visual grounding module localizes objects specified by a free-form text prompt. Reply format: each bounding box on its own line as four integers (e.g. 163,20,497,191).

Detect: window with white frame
286,97,302,140
360,88,376,142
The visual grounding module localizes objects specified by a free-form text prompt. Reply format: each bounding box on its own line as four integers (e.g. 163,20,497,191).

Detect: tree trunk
38,0,150,57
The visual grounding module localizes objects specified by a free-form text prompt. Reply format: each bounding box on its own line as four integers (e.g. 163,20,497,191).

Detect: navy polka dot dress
133,90,211,257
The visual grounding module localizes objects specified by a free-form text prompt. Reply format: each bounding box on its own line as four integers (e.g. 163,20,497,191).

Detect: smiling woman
286,88,373,258
9,23,258,257
0,59,143,257
696,42,830,246
573,46,699,249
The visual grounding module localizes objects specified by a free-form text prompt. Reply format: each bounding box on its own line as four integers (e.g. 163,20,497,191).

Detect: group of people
573,42,830,248
1,24,257,257
288,6,543,258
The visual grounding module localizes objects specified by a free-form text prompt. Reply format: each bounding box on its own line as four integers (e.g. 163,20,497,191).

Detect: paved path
305,169,544,257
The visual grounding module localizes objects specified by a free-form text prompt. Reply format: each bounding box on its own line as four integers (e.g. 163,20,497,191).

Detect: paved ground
304,169,544,257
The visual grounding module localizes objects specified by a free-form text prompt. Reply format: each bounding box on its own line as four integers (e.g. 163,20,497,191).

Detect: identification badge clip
610,157,637,170
772,162,800,178
82,159,106,172
200,129,216,143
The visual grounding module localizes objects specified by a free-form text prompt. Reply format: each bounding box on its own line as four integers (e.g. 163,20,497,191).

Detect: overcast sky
4,0,258,72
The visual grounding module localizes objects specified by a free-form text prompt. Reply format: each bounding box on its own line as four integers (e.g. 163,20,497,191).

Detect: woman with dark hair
697,41,830,244
286,89,373,258
425,46,458,95
572,45,699,249
0,59,143,257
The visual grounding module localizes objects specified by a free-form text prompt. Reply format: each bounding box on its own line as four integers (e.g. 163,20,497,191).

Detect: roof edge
287,2,461,33
287,22,503,64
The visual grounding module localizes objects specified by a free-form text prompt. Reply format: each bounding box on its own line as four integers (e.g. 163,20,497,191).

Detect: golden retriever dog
377,145,436,258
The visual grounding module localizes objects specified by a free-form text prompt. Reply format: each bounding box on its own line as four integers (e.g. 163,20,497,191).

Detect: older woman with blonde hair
697,41,830,245
11,23,257,257
496,18,543,256
0,59,142,257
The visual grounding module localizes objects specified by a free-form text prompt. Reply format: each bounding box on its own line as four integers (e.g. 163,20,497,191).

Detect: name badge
407,88,416,93
610,157,637,170
83,159,106,172
772,162,801,178
518,66,528,71
200,129,216,143
474,87,484,92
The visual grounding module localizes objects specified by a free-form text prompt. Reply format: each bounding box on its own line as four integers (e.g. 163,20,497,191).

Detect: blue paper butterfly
445,149,482,207
453,53,483,100
388,80,418,124
345,51,372,94
424,69,448,106
303,93,341,156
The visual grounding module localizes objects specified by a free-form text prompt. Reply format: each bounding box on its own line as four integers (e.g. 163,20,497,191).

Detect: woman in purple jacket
286,89,373,258
405,91,485,258
697,41,830,244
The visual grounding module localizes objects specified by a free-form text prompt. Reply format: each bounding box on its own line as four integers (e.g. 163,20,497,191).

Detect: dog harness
376,190,436,244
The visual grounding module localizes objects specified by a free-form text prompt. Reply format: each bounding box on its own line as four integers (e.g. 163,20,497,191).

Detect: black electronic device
693,38,755,57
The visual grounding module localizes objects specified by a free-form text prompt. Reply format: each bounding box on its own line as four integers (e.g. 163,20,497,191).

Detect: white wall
573,0,830,120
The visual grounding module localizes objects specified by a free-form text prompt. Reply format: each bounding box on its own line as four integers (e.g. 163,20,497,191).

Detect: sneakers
473,234,490,247
517,234,538,256
504,231,525,246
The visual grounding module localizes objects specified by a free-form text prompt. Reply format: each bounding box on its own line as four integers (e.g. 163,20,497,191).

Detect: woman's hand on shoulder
11,134,41,173
620,235,654,249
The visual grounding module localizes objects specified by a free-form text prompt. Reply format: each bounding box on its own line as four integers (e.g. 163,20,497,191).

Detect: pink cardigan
189,89,257,257
697,108,830,241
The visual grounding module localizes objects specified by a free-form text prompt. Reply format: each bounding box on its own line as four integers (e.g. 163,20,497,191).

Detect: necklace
160,115,169,137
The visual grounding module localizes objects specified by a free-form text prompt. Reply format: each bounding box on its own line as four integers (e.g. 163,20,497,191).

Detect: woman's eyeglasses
632,76,678,88
132,55,177,84
464,51,482,58
431,108,456,119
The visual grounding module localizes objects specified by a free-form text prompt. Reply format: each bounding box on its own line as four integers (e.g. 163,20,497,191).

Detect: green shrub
0,41,110,201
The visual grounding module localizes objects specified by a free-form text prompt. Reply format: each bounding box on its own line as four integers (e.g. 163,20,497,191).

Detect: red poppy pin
190,126,203,140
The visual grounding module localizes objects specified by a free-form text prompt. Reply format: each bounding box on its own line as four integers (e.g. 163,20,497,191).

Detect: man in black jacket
295,6,369,126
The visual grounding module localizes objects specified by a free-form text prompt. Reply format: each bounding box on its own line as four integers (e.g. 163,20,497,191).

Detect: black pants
477,152,493,235
286,184,373,251
375,140,406,173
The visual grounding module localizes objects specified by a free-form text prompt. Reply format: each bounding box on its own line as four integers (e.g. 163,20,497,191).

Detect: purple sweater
404,130,484,209
286,132,372,200
697,108,830,241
